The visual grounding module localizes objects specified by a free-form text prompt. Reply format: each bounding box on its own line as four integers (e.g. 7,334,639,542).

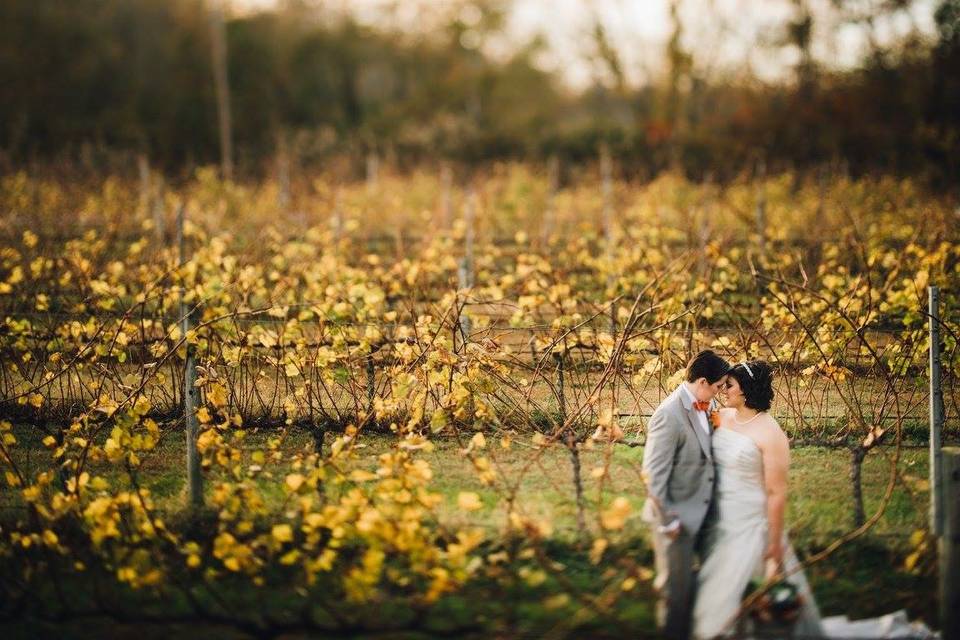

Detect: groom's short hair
685,350,730,384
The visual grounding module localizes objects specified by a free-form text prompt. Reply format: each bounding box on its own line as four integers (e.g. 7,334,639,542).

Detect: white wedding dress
692,427,938,640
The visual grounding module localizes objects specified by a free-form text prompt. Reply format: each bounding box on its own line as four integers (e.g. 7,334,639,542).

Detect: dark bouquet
742,577,803,624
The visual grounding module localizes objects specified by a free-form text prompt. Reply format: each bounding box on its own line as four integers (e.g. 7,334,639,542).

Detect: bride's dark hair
729,360,774,412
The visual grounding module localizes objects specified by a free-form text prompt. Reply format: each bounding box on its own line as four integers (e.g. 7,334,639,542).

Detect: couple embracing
641,350,824,640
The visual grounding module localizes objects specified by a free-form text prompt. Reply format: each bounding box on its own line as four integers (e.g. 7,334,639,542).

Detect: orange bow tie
693,401,710,412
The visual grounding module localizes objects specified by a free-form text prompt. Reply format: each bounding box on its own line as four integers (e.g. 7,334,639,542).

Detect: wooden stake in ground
178,205,203,508
457,187,475,349
277,132,290,213
541,154,559,245
600,144,616,336
366,151,379,193
941,447,959,640
555,348,586,538
755,158,767,252
138,153,151,217
930,285,944,536
152,178,165,243
440,162,453,232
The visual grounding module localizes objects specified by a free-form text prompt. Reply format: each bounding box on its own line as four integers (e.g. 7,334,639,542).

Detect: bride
692,360,823,639
691,361,938,640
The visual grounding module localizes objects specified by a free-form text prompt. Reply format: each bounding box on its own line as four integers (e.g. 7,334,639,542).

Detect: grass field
1,423,931,539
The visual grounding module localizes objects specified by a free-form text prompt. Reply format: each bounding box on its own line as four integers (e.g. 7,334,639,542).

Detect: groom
641,349,730,640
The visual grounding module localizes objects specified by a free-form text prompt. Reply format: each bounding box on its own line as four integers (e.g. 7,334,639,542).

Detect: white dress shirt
681,383,711,437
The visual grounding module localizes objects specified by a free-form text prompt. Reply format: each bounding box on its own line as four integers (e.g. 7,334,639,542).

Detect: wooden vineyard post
366,354,376,420
755,158,767,253
541,154,559,245
929,285,956,637
138,153,151,218
440,162,453,232
556,347,586,538
277,132,291,213
931,286,944,536
331,187,344,250
457,187,475,350
940,448,959,639
600,144,616,336
366,151,379,193
178,205,203,508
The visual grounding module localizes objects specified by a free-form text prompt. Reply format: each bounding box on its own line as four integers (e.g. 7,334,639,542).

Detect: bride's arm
760,422,790,571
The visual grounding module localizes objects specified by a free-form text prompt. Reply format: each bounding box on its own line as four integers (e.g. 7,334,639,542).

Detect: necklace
733,411,763,426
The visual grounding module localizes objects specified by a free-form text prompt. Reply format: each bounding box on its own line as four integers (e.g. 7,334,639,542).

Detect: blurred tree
0,0,957,185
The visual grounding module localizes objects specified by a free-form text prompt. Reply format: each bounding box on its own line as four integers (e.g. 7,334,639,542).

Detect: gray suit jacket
641,385,716,535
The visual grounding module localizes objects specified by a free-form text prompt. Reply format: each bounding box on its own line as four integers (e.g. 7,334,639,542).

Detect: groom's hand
658,517,682,540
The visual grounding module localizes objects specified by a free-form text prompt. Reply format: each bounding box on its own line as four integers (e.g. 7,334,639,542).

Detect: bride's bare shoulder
757,414,789,445
759,412,784,429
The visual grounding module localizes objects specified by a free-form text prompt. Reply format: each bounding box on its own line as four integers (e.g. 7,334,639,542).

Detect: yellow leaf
349,469,377,482
196,429,218,453
590,538,608,565
470,432,486,450
272,523,293,544
457,492,482,511
904,551,920,572
207,383,228,408
429,409,448,433
543,593,570,609
601,496,632,531
285,473,305,492
258,330,278,349
521,568,547,587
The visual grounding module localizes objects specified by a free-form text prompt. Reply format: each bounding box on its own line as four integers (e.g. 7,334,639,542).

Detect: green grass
2,420,932,543
2,419,932,540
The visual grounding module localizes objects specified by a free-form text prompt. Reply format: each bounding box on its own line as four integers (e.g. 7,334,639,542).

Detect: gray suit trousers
651,528,696,640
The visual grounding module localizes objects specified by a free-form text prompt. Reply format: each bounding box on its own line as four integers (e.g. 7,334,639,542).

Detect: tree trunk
209,1,233,181
849,446,867,528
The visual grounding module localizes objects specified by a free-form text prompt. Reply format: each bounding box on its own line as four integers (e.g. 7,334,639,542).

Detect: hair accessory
739,361,755,378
